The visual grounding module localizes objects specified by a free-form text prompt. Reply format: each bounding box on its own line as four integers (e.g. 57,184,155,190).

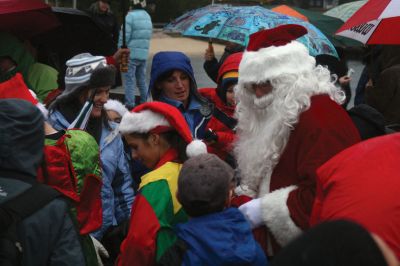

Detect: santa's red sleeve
309,133,400,259
258,96,360,247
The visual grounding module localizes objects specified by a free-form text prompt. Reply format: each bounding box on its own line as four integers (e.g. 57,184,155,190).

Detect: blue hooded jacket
48,110,134,239
175,208,268,266
149,51,211,139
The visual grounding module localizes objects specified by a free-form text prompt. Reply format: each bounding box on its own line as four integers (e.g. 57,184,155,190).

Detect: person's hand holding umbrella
204,40,216,61
113,47,130,67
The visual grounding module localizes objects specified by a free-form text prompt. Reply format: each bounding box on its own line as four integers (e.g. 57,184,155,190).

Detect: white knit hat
104,99,128,117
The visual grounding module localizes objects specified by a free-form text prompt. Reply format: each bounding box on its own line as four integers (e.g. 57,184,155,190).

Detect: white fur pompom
186,139,207,158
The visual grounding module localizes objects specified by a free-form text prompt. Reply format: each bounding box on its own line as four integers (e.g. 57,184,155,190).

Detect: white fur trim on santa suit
235,184,258,198
119,109,170,134
104,99,128,117
239,41,315,84
260,185,302,247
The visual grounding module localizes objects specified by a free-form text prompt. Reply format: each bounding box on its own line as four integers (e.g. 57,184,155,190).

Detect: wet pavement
113,29,364,108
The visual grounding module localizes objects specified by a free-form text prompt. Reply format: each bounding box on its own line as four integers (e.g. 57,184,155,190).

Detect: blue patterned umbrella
164,4,338,57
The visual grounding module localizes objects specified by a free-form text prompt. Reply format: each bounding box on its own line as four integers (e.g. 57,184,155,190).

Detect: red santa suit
261,95,360,248
234,25,361,253
310,133,400,259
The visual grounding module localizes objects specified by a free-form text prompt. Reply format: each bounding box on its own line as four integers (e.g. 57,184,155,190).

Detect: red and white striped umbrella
336,0,400,44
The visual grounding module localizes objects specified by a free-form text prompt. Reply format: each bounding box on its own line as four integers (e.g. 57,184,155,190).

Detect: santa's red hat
239,24,316,84
0,73,48,118
119,102,207,157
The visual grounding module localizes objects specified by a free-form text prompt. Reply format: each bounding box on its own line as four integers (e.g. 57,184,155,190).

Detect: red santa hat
239,24,316,84
119,102,207,157
0,73,48,118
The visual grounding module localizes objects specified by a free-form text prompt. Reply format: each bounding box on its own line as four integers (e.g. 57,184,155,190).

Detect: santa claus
235,24,361,254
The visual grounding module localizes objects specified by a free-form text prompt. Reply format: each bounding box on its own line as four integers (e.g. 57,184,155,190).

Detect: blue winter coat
118,9,152,61
48,110,134,239
175,208,268,266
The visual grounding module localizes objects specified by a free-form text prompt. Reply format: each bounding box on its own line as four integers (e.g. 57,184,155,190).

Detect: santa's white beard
234,96,293,195
234,66,345,196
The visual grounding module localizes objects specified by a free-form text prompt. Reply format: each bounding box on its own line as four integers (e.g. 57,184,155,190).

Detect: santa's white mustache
253,93,274,109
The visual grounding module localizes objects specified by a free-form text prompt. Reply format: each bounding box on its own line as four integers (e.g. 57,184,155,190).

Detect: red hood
199,88,235,115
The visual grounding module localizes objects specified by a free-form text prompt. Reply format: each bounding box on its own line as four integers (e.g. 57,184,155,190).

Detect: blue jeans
123,59,147,108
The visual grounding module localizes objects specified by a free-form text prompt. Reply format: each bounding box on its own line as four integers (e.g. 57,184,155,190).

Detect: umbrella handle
120,45,129,73
120,0,128,73
208,39,214,53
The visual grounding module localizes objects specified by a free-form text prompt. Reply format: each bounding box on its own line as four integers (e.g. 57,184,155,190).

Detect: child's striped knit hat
57,53,116,101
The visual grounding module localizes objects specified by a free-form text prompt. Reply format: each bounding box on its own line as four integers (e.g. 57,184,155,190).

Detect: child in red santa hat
116,101,207,265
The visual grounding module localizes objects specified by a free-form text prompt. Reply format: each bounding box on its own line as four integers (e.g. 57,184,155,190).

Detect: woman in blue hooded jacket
48,53,134,244
149,51,212,139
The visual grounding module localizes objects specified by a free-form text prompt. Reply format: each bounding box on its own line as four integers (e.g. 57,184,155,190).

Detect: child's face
91,87,110,118
106,110,122,123
124,133,162,169
226,84,236,107
158,70,191,106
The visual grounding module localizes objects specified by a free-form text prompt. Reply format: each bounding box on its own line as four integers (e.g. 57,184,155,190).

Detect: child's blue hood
176,208,267,266
148,51,196,98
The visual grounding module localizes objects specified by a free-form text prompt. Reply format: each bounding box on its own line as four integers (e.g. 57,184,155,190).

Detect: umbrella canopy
271,5,308,21
164,4,338,57
0,0,60,38
336,0,400,44
270,5,361,47
324,0,367,22
32,7,116,74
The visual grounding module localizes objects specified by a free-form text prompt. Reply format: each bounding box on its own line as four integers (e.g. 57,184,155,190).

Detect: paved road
114,29,363,108
112,29,224,96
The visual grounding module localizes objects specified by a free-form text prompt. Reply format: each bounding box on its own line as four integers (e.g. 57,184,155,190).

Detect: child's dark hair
151,70,174,100
128,130,188,163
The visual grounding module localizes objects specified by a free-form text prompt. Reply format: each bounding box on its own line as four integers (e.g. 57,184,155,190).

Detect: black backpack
0,181,60,266
347,104,395,140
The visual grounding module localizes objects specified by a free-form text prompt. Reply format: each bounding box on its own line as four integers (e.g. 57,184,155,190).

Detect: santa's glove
239,198,264,229
90,235,109,266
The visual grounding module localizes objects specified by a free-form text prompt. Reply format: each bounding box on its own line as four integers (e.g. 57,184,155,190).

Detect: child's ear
225,188,233,207
149,133,160,145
